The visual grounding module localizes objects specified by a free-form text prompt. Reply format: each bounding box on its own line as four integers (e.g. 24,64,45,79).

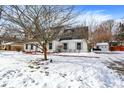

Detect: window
63,43,68,50
77,42,81,50
49,43,52,50
26,44,28,49
35,44,38,51
31,44,34,50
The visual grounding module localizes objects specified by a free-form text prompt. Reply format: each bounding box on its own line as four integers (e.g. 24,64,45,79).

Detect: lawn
0,51,123,88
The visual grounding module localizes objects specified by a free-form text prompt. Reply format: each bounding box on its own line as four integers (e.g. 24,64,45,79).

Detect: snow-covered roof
1,42,14,45
60,39,86,42
96,43,109,46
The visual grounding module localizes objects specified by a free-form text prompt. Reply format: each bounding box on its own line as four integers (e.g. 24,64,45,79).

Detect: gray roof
59,26,88,41
25,26,89,42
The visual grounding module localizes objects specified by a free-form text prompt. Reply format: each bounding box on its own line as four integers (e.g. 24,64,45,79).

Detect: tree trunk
43,43,47,60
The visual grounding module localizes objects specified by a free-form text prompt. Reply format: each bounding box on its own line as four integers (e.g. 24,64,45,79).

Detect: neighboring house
94,42,124,51
109,41,124,51
24,26,89,53
0,41,24,51
96,43,109,51
0,34,25,51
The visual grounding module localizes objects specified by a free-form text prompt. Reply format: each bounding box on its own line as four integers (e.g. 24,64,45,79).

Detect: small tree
1,5,78,60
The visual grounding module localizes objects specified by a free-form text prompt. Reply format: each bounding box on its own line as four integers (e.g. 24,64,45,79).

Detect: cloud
75,10,113,26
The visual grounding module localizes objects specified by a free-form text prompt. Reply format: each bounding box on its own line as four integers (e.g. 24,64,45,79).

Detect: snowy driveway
0,51,124,88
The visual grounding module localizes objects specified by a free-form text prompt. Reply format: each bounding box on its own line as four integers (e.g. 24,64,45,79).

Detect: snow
96,42,109,46
1,42,14,45
0,51,124,88
54,52,99,58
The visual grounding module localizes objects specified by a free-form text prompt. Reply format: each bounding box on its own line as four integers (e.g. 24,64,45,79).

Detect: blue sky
75,5,124,19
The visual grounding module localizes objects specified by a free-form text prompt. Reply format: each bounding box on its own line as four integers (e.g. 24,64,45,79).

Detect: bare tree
115,22,124,41
1,5,78,60
101,20,114,41
81,14,98,41
80,14,100,50
0,6,3,19
92,20,114,44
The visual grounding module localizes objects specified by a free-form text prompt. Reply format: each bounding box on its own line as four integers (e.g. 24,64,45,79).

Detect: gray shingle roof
59,26,88,41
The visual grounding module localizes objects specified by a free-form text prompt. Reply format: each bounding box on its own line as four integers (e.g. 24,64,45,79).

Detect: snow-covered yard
0,51,124,88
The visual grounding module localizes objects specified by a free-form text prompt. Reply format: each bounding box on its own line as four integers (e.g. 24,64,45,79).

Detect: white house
96,43,109,51
24,27,88,53
59,39,88,52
